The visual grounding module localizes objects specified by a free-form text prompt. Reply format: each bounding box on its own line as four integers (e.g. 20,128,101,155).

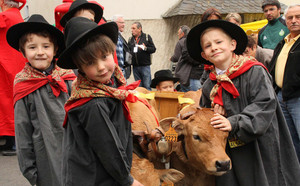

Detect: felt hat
150,69,179,88
186,19,248,65
6,14,65,57
14,0,26,10
57,17,118,69
60,0,103,28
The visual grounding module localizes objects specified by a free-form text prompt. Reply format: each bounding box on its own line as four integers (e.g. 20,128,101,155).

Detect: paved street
0,139,30,186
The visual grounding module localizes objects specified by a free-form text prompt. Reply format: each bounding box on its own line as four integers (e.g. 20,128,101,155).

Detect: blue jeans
180,79,202,92
278,91,300,162
133,65,151,90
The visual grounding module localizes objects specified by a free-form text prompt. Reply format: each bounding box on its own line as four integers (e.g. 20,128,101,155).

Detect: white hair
284,4,300,18
3,0,19,8
111,14,124,22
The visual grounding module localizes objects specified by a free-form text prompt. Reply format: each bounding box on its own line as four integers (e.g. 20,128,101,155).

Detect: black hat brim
57,22,118,69
6,22,65,57
60,2,103,27
150,77,180,88
187,20,248,65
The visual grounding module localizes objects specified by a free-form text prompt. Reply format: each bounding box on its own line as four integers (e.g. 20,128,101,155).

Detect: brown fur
160,89,231,186
131,154,184,186
129,87,184,185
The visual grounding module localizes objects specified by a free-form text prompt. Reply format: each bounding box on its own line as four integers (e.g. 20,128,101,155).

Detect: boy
186,20,300,186
59,0,103,28
57,17,143,186
6,14,76,186
150,69,179,92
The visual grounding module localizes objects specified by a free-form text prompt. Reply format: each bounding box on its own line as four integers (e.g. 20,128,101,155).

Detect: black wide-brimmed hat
6,14,65,57
186,20,248,65
60,0,103,28
150,69,179,88
57,17,118,69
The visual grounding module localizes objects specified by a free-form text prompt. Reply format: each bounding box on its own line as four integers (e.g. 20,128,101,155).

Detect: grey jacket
14,81,73,186
201,65,300,186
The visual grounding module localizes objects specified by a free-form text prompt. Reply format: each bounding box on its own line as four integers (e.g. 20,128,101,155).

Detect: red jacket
0,8,26,136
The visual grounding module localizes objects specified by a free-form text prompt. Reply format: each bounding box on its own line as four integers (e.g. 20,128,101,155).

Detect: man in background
128,22,156,90
268,4,300,162
258,0,289,49
112,14,132,79
171,25,203,92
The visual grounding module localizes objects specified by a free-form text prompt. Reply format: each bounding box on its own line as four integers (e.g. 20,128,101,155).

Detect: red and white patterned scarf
63,65,140,127
209,54,267,107
14,62,76,105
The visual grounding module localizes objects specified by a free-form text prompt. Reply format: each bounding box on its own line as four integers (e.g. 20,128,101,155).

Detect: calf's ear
179,105,199,120
159,117,185,136
159,117,176,132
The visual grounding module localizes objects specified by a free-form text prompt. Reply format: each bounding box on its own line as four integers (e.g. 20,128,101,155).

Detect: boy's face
23,34,56,71
81,53,116,84
156,80,175,92
200,28,236,69
74,9,95,22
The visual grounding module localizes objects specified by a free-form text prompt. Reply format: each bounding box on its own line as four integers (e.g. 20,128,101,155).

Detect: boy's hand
214,104,226,116
131,179,144,186
211,113,232,132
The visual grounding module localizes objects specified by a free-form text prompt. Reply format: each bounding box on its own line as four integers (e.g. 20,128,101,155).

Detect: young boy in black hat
150,69,179,92
187,20,300,186
60,0,103,28
57,17,143,186
6,14,76,186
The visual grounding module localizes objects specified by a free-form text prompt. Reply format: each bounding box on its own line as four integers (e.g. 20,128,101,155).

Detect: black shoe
2,149,16,156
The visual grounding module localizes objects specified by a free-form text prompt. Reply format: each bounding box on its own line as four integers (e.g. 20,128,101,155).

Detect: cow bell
157,136,169,155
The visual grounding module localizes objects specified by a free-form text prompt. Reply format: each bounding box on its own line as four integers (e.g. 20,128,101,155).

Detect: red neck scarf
13,62,76,105
209,55,267,107
63,65,140,127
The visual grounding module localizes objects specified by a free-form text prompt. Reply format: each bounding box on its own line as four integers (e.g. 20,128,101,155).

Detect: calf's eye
193,135,201,141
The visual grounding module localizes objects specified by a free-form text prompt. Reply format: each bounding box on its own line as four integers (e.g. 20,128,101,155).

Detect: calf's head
160,106,231,175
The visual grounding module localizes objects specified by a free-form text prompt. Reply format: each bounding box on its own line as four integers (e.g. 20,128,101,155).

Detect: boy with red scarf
186,20,300,186
57,17,143,186
6,14,76,186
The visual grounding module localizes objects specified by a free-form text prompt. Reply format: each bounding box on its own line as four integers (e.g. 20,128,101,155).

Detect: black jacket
268,36,300,101
128,32,156,66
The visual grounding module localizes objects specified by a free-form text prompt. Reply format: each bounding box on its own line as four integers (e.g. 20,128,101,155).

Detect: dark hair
201,8,222,22
262,0,281,10
132,21,142,29
72,34,115,72
180,25,190,36
246,35,257,49
19,30,58,54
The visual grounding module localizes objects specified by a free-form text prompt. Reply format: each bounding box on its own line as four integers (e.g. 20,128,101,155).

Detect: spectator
258,0,289,49
112,14,132,79
0,0,26,156
225,13,242,26
6,14,76,185
128,22,156,90
150,69,179,92
171,25,203,92
268,4,300,162
201,7,222,22
243,35,274,67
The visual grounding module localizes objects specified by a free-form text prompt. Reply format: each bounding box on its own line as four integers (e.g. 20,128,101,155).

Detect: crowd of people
0,0,300,185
